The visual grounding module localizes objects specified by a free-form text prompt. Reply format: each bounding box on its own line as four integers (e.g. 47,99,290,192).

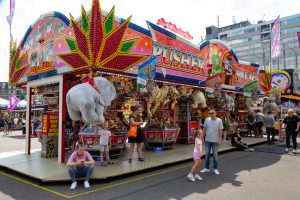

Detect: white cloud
1,0,300,82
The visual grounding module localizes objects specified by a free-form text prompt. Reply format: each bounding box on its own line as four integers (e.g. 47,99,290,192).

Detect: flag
9,0,15,15
297,31,300,50
6,0,15,25
6,15,13,25
8,94,20,111
271,16,280,58
243,81,258,97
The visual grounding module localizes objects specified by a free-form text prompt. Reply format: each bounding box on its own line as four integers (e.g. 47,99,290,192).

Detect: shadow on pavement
105,144,291,200
0,143,297,200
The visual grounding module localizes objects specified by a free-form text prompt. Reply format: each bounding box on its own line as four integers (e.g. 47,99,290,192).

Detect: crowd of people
60,107,300,188
0,113,26,135
2,106,298,188
186,108,300,182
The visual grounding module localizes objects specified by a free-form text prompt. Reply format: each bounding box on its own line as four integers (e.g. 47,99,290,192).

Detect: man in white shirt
201,109,223,175
13,117,19,130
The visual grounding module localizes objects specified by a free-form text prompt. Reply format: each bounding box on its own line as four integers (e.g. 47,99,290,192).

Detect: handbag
128,124,137,138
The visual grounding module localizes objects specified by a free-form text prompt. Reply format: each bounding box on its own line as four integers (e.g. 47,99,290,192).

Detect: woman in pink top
187,130,203,182
67,141,95,190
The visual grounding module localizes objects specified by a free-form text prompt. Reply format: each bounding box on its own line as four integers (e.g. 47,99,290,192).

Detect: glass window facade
287,27,300,34
213,14,300,69
227,30,244,37
244,27,256,34
281,16,300,25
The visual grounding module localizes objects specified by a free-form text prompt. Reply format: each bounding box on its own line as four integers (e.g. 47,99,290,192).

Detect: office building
205,14,300,69
0,82,25,100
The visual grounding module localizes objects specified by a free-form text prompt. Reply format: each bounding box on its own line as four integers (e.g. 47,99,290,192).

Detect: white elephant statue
66,77,116,124
191,89,207,109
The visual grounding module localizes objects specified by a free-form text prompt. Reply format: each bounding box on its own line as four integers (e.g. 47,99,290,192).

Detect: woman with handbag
128,105,144,163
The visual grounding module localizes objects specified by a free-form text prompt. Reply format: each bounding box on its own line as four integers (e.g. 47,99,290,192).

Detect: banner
271,16,280,58
6,15,13,25
205,72,224,88
243,81,258,97
10,0,15,15
297,32,300,50
137,56,157,88
8,94,20,111
6,0,15,25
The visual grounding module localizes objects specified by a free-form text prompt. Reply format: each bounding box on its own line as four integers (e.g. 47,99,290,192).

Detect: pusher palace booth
9,0,260,163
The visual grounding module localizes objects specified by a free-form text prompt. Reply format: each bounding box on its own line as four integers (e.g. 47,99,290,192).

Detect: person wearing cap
264,111,276,145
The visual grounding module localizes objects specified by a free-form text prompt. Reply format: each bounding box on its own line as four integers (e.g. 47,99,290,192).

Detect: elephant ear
94,77,117,107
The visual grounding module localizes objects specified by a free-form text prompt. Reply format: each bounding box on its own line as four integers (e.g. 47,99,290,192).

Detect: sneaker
200,168,210,173
248,148,254,152
285,148,289,153
292,149,297,154
84,181,90,189
213,169,220,175
70,182,77,190
194,174,203,181
187,173,195,182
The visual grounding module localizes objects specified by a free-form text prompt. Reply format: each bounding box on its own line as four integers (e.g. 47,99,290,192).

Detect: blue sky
1,0,300,82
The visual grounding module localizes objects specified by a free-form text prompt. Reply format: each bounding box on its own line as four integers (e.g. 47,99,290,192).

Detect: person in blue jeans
67,141,95,189
200,109,223,175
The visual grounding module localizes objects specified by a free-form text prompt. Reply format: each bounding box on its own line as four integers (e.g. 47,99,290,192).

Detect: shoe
292,149,297,153
248,148,254,152
213,169,220,175
84,181,90,189
70,182,77,190
194,174,203,181
200,168,210,173
285,148,289,153
187,173,195,182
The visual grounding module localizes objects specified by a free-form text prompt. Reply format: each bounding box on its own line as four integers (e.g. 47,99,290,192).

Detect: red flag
297,32,300,50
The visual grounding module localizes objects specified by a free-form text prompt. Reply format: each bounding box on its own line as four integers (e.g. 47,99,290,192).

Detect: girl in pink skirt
187,130,203,181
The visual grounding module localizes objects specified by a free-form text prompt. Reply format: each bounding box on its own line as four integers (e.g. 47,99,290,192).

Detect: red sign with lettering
156,18,193,40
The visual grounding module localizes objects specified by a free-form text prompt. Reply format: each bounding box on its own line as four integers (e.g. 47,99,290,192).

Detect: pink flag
297,32,300,50
10,0,15,15
8,94,20,111
271,16,280,58
6,0,15,25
